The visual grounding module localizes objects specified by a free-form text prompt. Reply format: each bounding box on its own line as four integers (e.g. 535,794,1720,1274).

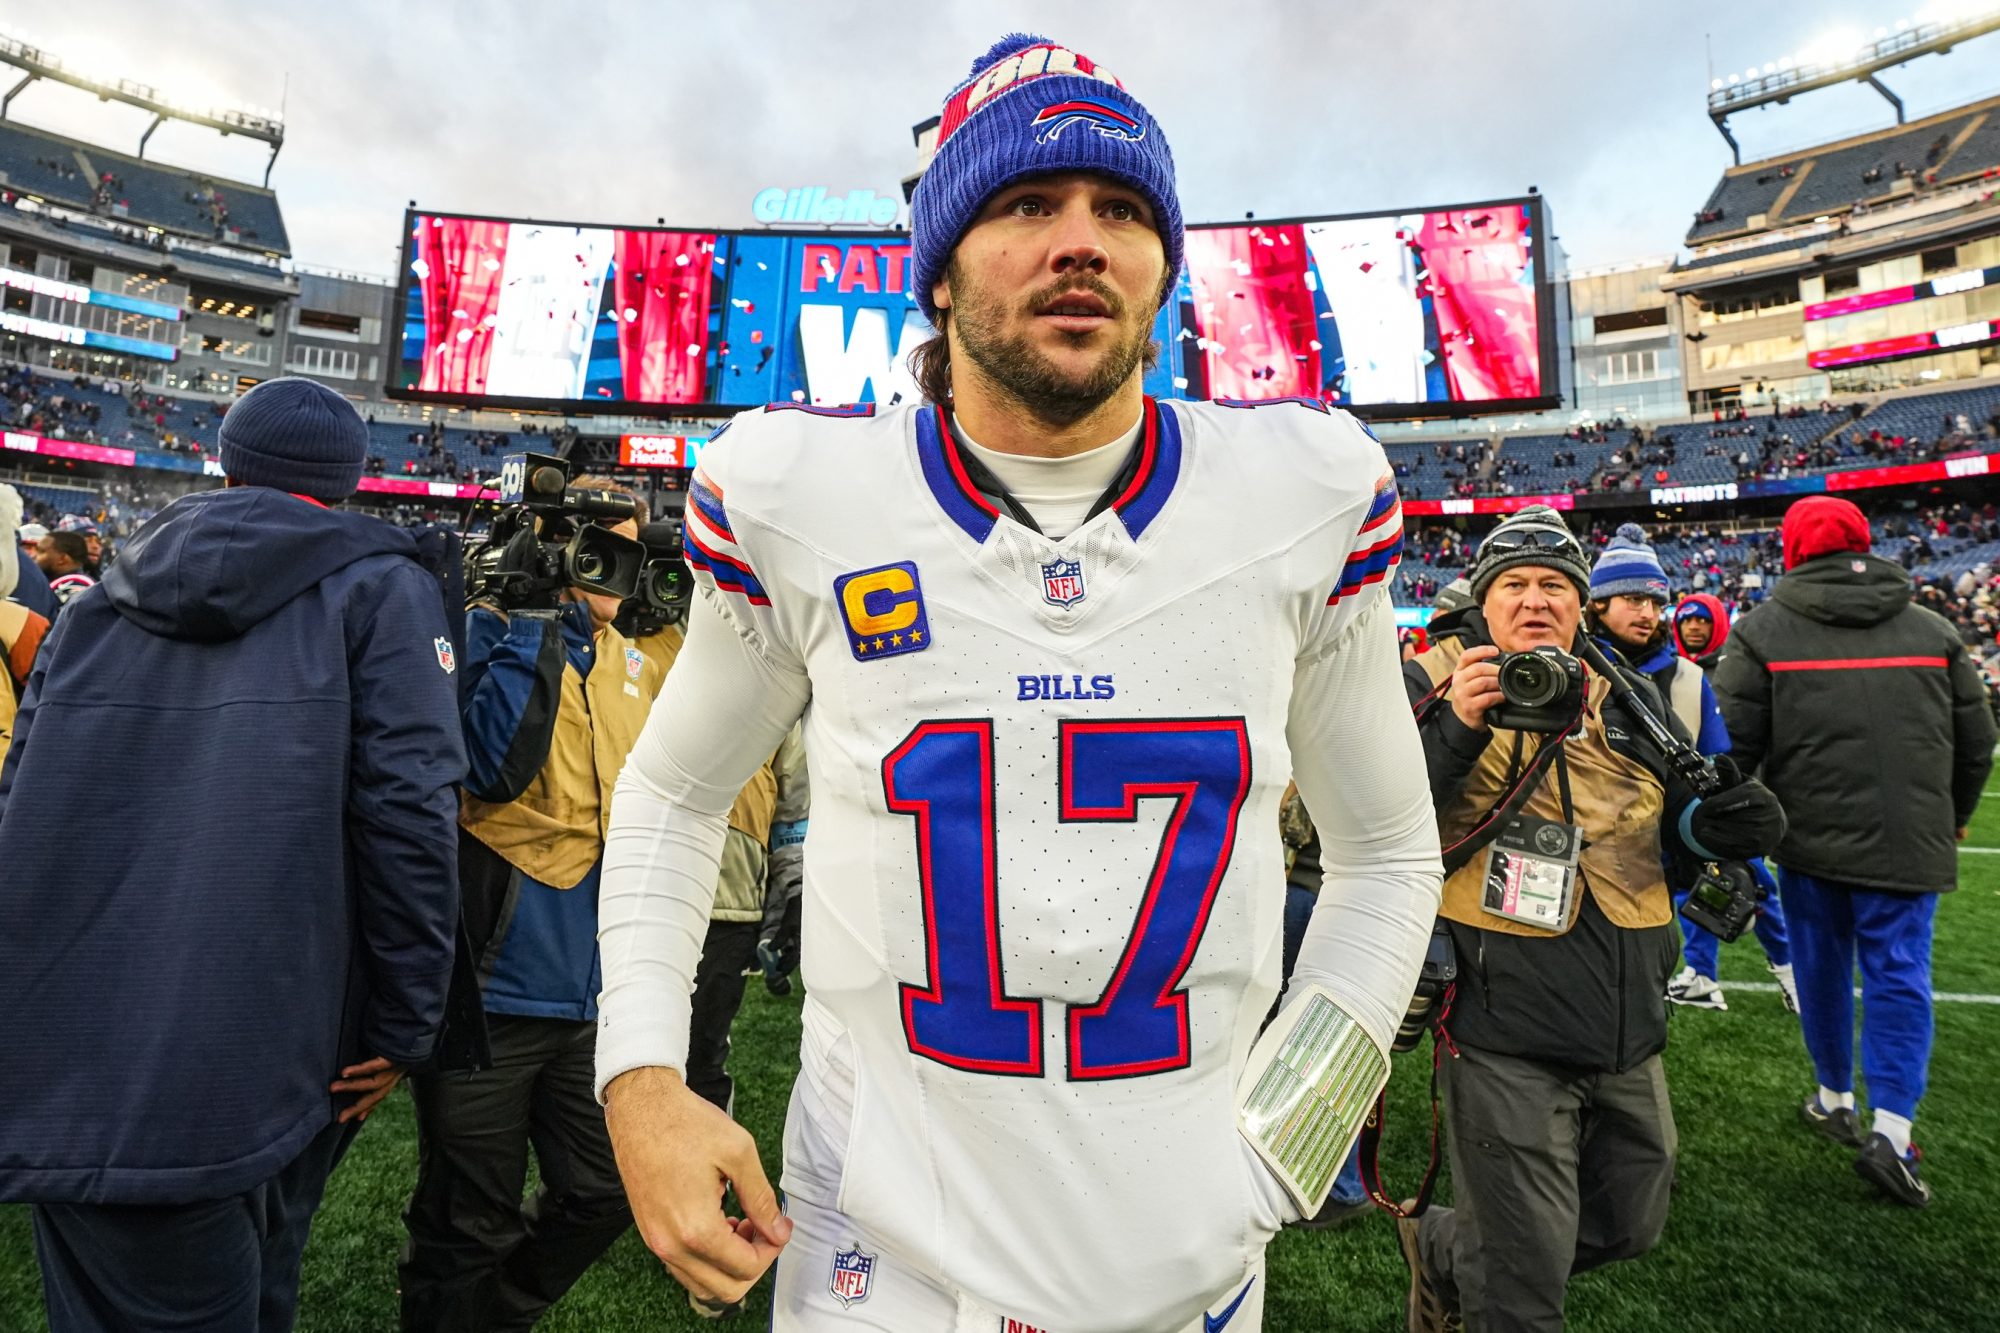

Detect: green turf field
6,802,1998,1332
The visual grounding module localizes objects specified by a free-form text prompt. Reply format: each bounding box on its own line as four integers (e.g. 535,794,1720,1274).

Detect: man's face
84,534,101,564
1679,616,1713,652
1597,593,1663,651
569,517,640,633
934,172,1166,424
1483,567,1582,654
33,535,70,576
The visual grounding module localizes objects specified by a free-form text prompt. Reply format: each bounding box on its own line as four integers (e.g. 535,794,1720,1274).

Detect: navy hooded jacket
0,487,466,1205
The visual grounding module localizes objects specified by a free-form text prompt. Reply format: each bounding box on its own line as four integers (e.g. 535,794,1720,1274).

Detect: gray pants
1417,1043,1677,1333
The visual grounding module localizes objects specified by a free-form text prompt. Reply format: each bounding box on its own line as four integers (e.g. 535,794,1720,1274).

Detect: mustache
1024,275,1126,319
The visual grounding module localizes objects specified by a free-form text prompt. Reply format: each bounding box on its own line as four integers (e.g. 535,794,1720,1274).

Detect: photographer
399,477,664,1333
1395,506,1786,1333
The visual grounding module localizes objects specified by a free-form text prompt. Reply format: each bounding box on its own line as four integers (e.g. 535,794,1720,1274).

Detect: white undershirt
955,414,1142,540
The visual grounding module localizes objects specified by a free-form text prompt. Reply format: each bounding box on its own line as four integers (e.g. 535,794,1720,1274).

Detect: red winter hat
1781,496,1872,571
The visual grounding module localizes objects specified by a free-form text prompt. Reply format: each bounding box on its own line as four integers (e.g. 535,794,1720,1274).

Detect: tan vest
0,600,45,761
461,617,665,889
631,623,779,846
1414,637,1673,936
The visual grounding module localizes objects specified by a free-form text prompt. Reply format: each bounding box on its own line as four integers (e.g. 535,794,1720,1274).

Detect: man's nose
1047,205,1109,278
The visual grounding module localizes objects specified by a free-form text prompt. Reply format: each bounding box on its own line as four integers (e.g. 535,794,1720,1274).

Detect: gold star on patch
910,629,924,643
855,639,868,654
890,633,904,646
873,637,885,651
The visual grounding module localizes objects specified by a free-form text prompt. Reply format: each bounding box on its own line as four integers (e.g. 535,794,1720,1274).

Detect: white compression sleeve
1283,590,1444,1051
595,589,811,1101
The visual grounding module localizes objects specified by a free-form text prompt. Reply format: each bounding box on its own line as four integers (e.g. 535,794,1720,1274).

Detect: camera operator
399,477,665,1333
1586,525,1796,1015
1395,506,1786,1333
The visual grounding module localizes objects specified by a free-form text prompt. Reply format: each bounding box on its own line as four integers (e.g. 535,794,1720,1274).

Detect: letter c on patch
841,566,919,635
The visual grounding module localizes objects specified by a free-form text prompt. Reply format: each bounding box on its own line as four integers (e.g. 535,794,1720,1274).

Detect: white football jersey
681,395,1403,1330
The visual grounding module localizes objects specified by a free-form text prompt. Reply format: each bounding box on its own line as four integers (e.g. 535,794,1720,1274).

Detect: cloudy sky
9,1,2000,277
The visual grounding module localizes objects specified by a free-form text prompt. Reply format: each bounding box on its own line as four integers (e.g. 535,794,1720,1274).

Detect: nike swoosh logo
1204,1276,1256,1332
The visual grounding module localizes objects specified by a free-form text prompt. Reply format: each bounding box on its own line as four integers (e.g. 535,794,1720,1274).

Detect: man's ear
931,275,951,314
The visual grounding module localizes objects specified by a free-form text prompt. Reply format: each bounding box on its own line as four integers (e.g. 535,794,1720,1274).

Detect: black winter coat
1713,552,1994,893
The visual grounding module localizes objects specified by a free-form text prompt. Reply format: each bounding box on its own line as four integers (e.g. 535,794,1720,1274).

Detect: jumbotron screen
390,197,1554,417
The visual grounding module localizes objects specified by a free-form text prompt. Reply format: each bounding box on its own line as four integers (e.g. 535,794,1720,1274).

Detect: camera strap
1415,668,1585,875
1356,982,1458,1219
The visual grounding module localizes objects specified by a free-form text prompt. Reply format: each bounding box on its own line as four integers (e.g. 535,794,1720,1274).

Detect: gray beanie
219,377,369,502
1432,576,1475,617
1469,505,1591,603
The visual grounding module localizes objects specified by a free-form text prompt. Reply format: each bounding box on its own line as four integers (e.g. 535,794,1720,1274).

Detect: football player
594,34,1442,1332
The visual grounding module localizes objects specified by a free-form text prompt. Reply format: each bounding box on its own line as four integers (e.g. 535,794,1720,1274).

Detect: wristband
1236,984,1389,1215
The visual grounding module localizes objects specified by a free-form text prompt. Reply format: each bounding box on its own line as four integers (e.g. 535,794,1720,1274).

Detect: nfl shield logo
829,1244,875,1307
1041,557,1086,608
433,636,456,675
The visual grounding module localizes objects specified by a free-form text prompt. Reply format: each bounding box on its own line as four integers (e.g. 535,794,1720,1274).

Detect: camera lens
1500,654,1562,708
573,550,606,581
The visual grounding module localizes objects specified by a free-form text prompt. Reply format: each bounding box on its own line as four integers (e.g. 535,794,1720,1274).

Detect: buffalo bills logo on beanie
1030,98,1145,145
910,34,1184,324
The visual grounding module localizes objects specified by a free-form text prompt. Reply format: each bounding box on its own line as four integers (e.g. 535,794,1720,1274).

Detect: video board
391,196,1555,418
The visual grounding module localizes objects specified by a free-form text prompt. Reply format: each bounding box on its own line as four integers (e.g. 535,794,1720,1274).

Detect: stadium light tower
1706,4,2000,163
0,30,284,184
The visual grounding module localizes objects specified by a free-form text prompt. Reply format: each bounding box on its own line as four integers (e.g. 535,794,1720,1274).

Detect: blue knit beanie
219,377,368,502
1590,523,1671,603
910,34,1184,324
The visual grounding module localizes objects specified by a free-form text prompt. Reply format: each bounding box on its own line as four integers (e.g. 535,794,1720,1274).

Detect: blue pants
1284,884,1366,1205
32,1118,355,1333
1776,867,1938,1121
1676,859,1791,978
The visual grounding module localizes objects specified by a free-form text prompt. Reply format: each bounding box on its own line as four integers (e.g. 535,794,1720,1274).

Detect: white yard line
1726,980,2000,1005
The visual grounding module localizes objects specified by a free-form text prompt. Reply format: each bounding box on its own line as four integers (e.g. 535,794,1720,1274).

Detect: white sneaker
1769,962,1800,1015
1667,966,1728,1011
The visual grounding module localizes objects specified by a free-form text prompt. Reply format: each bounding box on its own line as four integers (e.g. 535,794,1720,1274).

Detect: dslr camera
1487,645,1587,732
1680,860,1761,942
464,452,647,609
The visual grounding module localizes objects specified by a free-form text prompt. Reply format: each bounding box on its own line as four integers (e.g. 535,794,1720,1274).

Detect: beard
945,260,1159,427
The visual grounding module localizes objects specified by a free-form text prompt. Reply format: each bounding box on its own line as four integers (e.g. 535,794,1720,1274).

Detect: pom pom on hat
1590,522,1670,603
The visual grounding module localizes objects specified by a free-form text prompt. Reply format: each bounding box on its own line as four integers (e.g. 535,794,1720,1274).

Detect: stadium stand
1845,382,2000,448
1686,95,2000,243
0,120,288,253
1489,431,1623,493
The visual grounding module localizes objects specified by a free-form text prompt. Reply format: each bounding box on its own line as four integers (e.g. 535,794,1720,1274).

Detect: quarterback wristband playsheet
1237,984,1390,1214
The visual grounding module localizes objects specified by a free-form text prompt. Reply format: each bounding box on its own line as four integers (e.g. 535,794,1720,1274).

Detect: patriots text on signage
1650,483,1739,505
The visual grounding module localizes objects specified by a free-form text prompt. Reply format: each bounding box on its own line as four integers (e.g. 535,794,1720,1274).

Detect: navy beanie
219,378,368,502
1590,523,1671,603
910,34,1184,324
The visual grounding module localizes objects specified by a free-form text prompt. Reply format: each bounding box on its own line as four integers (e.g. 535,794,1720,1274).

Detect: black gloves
493,526,560,612
1686,776,1788,860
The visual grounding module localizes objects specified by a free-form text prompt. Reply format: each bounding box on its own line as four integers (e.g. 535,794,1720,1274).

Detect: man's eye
1105,201,1139,221
1011,197,1046,216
